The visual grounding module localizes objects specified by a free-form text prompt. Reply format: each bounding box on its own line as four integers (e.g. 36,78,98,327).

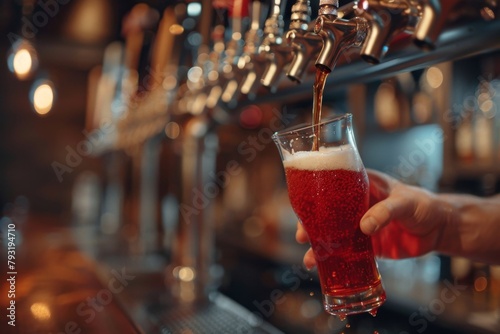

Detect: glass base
323,281,386,317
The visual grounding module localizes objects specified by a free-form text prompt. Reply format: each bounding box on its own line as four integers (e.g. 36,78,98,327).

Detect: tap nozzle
241,0,285,97
245,0,293,94
413,0,441,50
284,0,320,83
314,1,368,72
260,42,293,91
413,0,497,50
355,0,419,64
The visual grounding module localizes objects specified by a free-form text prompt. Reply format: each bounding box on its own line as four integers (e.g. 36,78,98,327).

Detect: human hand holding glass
272,114,386,318
297,169,446,268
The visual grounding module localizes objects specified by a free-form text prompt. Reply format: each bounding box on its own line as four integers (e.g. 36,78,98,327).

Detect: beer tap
353,0,419,64
314,0,369,72
260,0,294,92
240,0,287,98
413,0,497,50
220,0,248,104
204,24,228,111
165,0,234,303
175,2,229,116
285,0,322,83
412,0,441,49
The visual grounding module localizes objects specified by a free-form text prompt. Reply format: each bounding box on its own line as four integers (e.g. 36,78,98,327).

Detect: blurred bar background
0,0,500,333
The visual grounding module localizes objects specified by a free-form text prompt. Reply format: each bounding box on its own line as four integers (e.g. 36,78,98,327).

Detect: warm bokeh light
65,0,113,43
13,49,32,78
169,24,184,35
480,99,494,113
232,32,242,41
30,302,51,321
474,276,488,292
187,66,203,83
8,40,38,80
165,121,180,139
178,267,195,282
31,81,55,115
162,74,178,91
207,70,219,82
412,91,433,123
426,67,444,89
374,82,400,130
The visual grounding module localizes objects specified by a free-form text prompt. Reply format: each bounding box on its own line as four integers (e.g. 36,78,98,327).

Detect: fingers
296,222,315,269
360,195,417,235
303,247,316,270
295,221,309,244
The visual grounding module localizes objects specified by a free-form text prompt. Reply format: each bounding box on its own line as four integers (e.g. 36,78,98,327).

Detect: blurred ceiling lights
31,79,55,116
8,39,39,80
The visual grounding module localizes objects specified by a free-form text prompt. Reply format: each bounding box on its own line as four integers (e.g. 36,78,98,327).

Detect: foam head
283,145,362,171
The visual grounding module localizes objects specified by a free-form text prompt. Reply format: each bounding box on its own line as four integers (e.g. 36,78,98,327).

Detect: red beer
284,146,385,308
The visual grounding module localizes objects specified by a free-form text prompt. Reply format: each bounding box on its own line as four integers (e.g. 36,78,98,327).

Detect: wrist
433,194,460,257
434,194,499,264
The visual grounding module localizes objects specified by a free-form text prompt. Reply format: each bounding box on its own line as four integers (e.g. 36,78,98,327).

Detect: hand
296,169,448,269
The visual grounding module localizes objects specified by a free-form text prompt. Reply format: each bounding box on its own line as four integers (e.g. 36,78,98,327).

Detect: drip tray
148,294,283,334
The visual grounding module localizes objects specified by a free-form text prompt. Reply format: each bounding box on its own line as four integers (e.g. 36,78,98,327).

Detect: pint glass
272,113,386,317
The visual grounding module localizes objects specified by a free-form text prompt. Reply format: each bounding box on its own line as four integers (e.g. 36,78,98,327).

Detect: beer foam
283,145,362,171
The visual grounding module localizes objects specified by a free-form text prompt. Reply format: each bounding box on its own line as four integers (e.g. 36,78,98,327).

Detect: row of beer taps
166,0,497,120
92,0,498,151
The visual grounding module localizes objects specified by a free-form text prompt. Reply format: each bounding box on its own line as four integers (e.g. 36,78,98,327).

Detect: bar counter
2,214,499,334
0,216,142,334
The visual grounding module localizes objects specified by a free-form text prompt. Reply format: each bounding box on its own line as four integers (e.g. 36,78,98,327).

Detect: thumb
360,195,417,235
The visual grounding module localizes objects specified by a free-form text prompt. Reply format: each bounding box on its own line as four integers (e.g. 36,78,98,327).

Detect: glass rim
272,113,352,139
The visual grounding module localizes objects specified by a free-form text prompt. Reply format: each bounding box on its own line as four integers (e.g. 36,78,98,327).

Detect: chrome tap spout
285,0,321,83
242,0,288,97
315,1,368,72
413,0,441,49
354,0,419,64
